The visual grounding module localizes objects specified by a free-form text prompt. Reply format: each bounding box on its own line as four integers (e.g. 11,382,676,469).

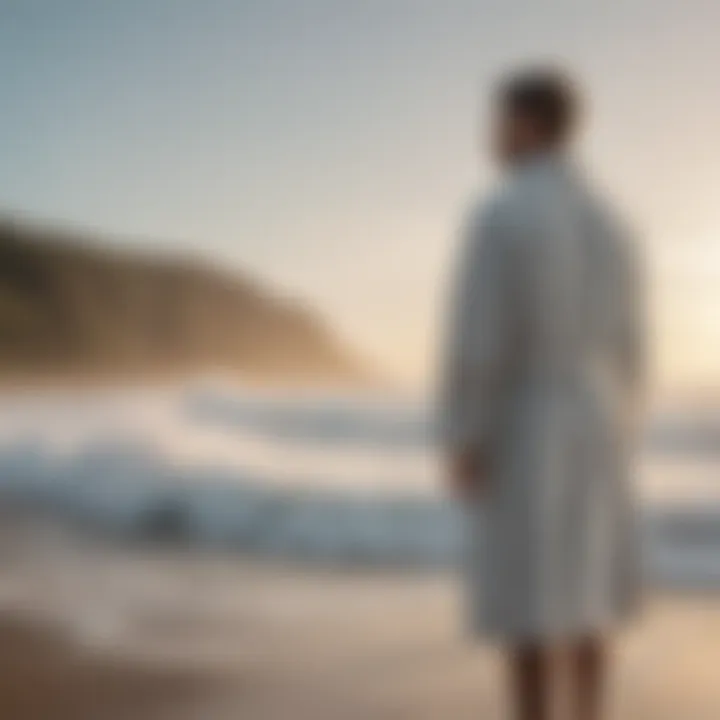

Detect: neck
506,146,568,174
517,144,563,165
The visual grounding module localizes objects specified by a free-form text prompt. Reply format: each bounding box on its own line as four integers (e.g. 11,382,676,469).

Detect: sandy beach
0,616,227,720
0,515,718,719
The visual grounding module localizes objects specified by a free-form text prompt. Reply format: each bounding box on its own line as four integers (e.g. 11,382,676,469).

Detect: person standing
440,68,646,720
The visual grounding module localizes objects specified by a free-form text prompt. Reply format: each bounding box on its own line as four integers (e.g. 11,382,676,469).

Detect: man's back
495,156,642,400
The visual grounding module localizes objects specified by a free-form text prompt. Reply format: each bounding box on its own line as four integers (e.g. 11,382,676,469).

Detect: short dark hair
497,68,580,143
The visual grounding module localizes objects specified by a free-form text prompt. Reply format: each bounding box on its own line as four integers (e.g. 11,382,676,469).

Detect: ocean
0,377,719,589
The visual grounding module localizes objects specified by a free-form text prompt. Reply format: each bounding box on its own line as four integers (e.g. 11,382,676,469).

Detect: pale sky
2,1,720,390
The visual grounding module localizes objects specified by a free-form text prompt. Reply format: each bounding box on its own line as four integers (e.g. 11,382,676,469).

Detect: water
0,377,719,586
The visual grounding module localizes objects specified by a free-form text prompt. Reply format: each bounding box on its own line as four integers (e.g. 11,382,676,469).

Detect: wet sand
0,616,227,720
1,516,720,719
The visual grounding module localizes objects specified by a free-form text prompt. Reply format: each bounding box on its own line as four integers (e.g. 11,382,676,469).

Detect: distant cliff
0,216,364,383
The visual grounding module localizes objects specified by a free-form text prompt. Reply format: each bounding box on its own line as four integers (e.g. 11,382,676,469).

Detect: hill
0,216,363,383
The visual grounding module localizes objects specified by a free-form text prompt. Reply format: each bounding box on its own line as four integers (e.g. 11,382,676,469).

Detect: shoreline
0,381,718,716
0,515,719,718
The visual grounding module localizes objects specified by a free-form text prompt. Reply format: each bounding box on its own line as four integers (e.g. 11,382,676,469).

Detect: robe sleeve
438,200,513,455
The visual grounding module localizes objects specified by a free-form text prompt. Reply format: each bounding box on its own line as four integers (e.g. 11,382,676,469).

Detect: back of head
492,67,582,165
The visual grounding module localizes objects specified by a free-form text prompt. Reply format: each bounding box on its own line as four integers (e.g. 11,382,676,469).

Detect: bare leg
509,644,557,720
569,635,607,720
